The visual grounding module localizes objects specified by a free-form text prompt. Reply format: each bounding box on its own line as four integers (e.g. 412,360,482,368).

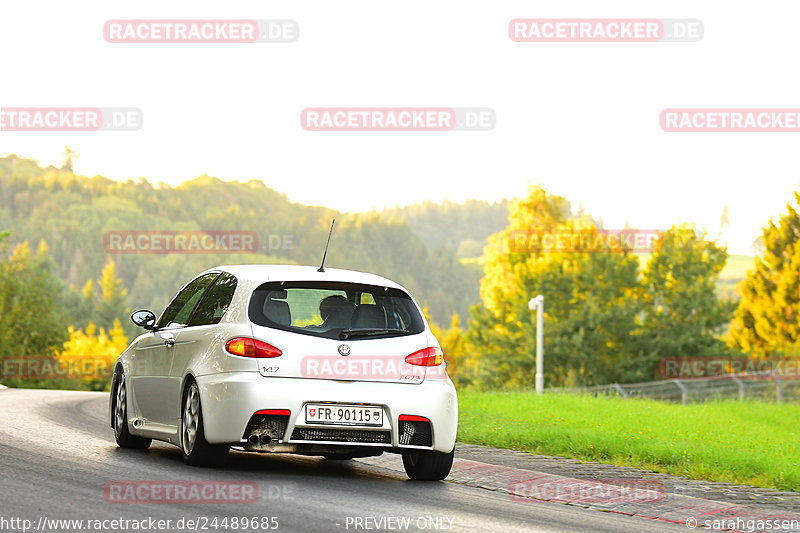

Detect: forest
3,155,799,391
0,155,507,327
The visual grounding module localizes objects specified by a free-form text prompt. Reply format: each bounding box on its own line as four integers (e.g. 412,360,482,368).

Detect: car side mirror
131,310,157,331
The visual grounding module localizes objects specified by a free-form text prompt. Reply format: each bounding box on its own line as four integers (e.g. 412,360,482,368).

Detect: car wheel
181,380,228,467
113,374,151,449
402,448,454,481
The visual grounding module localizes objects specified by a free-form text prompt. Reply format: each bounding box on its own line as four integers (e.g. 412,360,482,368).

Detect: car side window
158,273,220,328
187,273,238,326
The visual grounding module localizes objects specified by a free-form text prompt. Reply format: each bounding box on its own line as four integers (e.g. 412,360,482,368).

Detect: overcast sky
2,1,798,255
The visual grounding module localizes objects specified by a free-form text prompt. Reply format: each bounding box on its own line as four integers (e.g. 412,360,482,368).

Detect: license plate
305,404,383,427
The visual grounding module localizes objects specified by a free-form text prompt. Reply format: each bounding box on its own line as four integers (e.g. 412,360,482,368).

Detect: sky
2,1,799,255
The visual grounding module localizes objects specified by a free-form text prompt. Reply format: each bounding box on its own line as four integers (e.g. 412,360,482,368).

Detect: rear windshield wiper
339,328,410,340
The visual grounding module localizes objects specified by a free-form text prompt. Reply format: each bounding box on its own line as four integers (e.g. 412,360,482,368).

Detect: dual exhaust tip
248,433,273,445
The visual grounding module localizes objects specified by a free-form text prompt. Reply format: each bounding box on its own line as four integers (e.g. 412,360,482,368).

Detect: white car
109,264,458,480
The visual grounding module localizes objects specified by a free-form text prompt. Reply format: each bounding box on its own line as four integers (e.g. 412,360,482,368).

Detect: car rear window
249,281,425,339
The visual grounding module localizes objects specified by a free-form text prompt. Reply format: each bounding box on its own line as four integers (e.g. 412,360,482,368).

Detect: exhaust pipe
259,434,272,445
248,434,260,445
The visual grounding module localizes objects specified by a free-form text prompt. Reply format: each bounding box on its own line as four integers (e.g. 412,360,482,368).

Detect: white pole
529,295,544,395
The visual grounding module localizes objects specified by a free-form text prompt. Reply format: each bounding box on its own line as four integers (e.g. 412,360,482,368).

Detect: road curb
356,453,800,533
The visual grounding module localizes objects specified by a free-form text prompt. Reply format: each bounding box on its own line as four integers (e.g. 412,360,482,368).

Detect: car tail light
399,414,430,422
405,347,444,367
243,410,290,443
398,415,433,447
255,409,291,416
225,337,282,358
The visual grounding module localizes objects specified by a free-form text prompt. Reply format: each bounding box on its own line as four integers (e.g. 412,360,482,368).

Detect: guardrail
553,372,800,405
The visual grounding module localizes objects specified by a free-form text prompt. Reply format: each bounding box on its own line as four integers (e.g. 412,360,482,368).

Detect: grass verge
458,391,799,491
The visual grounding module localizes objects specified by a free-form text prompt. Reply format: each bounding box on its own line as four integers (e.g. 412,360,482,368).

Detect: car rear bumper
194,372,458,453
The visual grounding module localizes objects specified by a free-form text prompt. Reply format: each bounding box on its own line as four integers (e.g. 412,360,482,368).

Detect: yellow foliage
424,307,468,383
58,319,128,388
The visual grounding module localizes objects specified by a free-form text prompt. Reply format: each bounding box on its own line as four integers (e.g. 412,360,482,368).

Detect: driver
318,295,354,329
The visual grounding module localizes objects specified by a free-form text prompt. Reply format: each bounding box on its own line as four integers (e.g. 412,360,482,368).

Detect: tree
93,260,132,337
729,193,800,356
0,240,69,388
61,145,77,173
635,225,735,380
467,186,644,388
58,320,128,391
427,312,468,386
59,279,98,333
0,154,496,325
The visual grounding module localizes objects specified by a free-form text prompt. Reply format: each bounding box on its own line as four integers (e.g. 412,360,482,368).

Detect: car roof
201,264,407,291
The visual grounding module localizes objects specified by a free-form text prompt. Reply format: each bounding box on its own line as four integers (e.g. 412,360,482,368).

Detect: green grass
458,391,800,491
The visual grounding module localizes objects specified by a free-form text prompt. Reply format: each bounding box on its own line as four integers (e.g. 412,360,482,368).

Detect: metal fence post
612,383,628,399
731,375,745,401
672,379,687,406
770,373,783,404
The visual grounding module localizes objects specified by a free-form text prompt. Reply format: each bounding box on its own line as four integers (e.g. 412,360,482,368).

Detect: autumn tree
0,240,68,359
633,225,736,381
58,319,128,391
0,155,489,325
428,313,468,386
467,186,644,388
59,279,99,333
729,193,800,356
94,261,130,331
465,188,735,389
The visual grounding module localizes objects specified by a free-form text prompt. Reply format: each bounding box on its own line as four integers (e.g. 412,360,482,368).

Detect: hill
382,199,509,258
0,155,492,325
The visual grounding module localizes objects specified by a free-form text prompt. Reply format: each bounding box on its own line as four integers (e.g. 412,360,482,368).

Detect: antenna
318,218,335,272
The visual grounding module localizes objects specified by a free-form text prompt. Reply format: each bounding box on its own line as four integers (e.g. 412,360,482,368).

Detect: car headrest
264,298,291,326
352,304,387,329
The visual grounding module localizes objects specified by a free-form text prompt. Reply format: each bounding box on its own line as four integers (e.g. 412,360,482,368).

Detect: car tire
402,448,454,481
181,380,229,467
113,374,152,450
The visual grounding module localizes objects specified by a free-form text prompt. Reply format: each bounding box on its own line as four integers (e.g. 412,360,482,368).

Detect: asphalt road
0,389,688,533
